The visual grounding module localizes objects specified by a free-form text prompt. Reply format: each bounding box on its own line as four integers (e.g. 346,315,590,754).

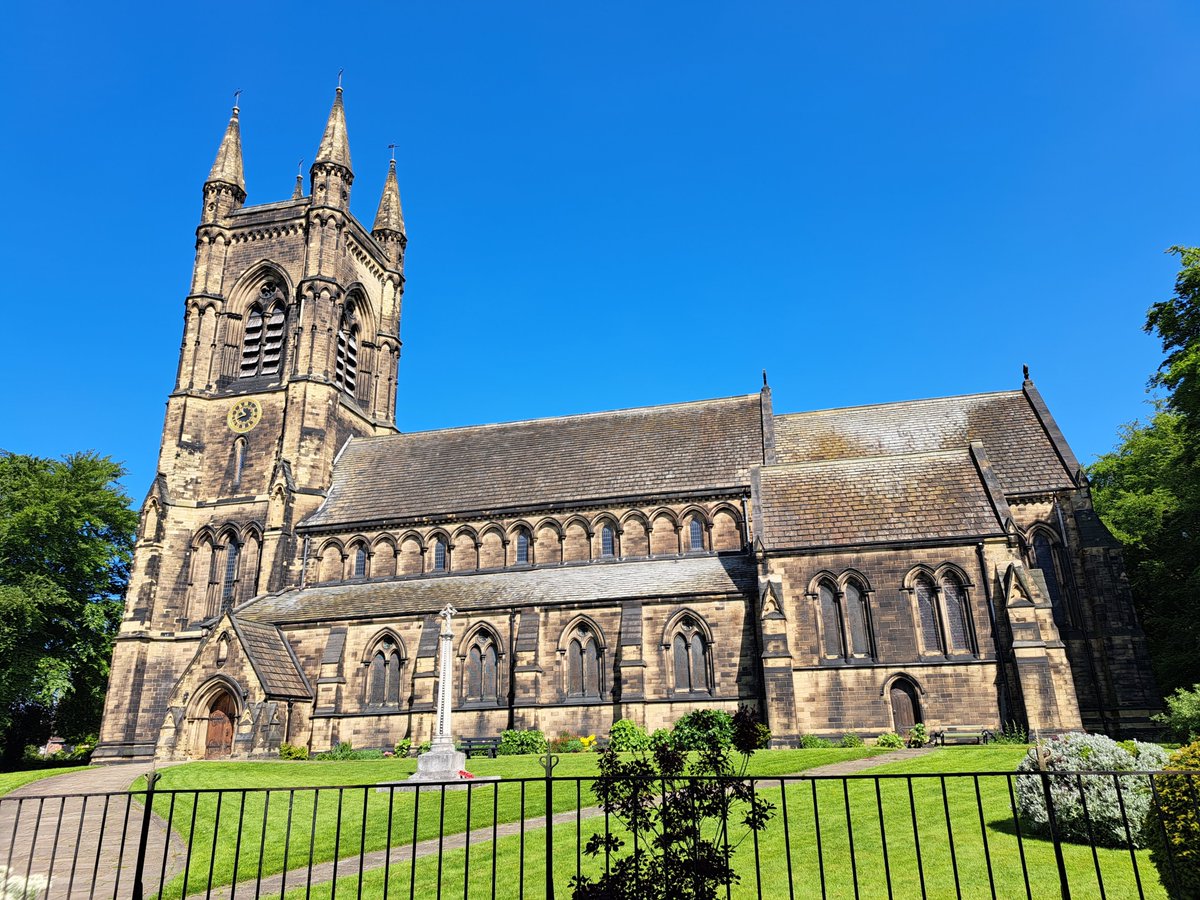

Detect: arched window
566,625,602,698
335,312,359,395
366,636,402,708
352,544,367,578
818,581,844,658
463,630,500,704
232,438,247,489
941,572,973,653
239,282,287,378
432,539,447,572
844,579,872,657
220,539,240,608
600,525,616,558
514,530,530,565
1033,532,1071,628
914,575,943,655
671,616,711,694
688,518,705,552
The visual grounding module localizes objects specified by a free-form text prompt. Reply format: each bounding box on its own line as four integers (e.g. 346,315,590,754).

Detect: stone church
94,89,1159,762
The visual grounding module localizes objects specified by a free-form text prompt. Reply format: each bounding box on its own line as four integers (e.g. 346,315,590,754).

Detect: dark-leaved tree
1089,247,1200,697
0,451,137,761
571,705,773,900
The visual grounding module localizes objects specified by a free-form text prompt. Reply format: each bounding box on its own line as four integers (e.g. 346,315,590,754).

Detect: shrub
609,719,650,752
991,721,1029,745
497,729,548,756
394,738,412,758
416,740,432,756
839,733,864,749
649,728,675,751
799,734,833,749
1144,741,1200,899
313,741,386,761
279,742,309,760
672,709,734,751
564,738,585,753
1015,732,1170,848
1154,684,1200,744
876,732,904,749
906,723,929,747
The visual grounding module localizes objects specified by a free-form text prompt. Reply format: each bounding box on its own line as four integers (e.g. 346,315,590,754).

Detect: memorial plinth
405,604,473,784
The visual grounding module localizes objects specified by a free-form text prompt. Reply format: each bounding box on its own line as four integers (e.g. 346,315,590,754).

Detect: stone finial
314,86,353,173
372,158,406,234
206,102,246,192
292,159,304,199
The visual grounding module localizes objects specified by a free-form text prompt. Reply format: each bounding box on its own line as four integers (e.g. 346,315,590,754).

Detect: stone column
409,604,468,781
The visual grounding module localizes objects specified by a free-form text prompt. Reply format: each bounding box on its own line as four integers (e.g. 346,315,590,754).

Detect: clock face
227,398,262,433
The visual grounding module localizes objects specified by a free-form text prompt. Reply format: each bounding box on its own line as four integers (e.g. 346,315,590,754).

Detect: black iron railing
0,766,1196,899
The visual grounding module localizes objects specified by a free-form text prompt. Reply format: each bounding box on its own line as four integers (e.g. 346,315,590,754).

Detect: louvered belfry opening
335,315,359,394
240,282,287,378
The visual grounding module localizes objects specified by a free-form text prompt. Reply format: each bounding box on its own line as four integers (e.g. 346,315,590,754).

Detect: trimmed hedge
1144,741,1200,899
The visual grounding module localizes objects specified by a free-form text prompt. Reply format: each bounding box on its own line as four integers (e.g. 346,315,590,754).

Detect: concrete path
0,763,186,899
799,747,933,777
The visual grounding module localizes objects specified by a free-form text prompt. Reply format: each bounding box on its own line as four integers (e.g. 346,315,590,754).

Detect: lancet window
671,616,711,694
915,574,943,655
366,635,403,708
464,629,500,704
688,518,705,552
1033,531,1071,628
566,624,602,698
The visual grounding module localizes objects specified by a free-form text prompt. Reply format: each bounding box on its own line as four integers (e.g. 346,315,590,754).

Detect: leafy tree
0,451,137,760
1090,247,1200,697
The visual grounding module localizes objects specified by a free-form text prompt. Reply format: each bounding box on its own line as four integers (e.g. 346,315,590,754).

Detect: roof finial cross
337,68,344,90
233,89,242,110
297,159,304,176
388,143,397,162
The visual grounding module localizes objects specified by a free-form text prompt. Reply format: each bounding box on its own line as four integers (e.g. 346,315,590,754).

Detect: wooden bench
929,727,994,746
460,737,502,758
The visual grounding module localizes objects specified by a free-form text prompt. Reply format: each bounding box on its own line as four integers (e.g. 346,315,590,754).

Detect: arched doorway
204,691,237,759
889,678,921,732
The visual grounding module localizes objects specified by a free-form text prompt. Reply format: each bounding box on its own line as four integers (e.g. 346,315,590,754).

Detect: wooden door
205,694,236,758
890,682,919,732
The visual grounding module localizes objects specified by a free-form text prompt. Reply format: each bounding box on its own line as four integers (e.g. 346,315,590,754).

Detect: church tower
94,89,407,762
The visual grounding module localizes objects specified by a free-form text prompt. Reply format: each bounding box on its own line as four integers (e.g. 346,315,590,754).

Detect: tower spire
313,85,353,173
373,158,405,234
206,99,246,197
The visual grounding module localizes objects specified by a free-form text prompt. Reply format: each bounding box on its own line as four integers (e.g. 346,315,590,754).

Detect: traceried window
941,572,974,653
818,580,844,658
366,636,402,707
671,616,711,694
600,525,616,558
689,518,705,552
240,283,287,378
352,545,367,578
432,539,447,572
464,630,500,704
515,530,530,565
335,312,359,395
566,624,602,698
915,575,943,655
1033,532,1071,628
220,539,240,608
844,579,873,657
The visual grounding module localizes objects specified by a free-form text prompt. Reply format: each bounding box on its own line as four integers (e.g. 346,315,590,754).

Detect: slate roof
757,450,1007,550
238,555,756,626
304,394,765,528
230,618,312,699
772,389,1076,495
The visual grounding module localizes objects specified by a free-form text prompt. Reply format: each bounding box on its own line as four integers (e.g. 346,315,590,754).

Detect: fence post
1036,745,1071,900
540,753,559,900
131,770,161,900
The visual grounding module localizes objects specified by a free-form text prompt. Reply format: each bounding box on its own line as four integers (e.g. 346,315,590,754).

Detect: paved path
799,747,933,777
0,763,186,899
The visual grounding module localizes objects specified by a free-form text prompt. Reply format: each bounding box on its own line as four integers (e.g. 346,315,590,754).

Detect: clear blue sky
2,2,1196,503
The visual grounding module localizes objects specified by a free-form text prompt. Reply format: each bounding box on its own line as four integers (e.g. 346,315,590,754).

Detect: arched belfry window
671,615,711,694
914,574,943,655
335,309,360,395
366,635,403,708
463,629,500,704
566,624,602,699
240,282,287,378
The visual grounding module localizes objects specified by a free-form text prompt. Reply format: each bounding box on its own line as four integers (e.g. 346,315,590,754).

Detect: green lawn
207,747,1169,900
0,765,92,796
143,749,883,899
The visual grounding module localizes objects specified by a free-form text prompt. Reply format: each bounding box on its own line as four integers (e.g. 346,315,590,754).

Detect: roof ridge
776,389,1022,419
369,392,762,442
